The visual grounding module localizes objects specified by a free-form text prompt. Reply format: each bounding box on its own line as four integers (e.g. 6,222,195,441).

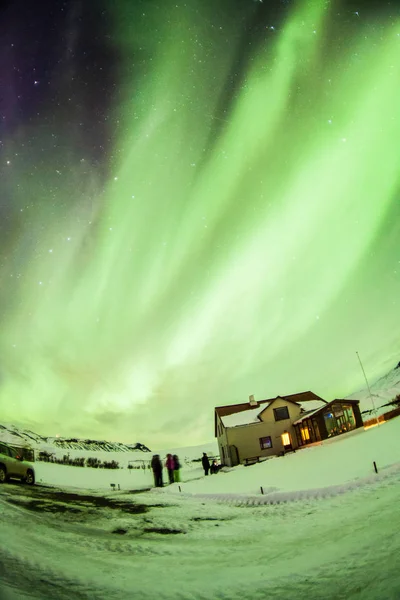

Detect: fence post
260,486,264,495
373,461,378,474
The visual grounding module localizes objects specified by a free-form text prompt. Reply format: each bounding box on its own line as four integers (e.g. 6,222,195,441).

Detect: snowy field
1,419,400,599
29,441,219,491
30,419,399,499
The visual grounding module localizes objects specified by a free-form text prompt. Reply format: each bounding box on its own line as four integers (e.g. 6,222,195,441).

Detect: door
229,445,240,466
281,431,293,450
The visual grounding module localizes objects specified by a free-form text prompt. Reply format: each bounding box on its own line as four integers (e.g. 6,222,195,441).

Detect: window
273,406,289,421
300,426,310,442
0,444,9,456
324,403,357,437
259,436,272,450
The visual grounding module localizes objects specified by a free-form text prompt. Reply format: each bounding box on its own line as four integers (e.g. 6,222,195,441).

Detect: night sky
1,0,399,447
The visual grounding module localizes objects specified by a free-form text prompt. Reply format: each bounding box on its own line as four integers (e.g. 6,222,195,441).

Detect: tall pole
356,351,379,426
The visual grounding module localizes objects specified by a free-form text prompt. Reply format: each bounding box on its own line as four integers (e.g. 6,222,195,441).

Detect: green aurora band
1,0,400,445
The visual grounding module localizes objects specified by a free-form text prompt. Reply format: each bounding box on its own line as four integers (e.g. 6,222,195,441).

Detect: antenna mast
356,351,379,426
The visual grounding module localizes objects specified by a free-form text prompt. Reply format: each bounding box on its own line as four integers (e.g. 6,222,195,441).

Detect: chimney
249,394,257,407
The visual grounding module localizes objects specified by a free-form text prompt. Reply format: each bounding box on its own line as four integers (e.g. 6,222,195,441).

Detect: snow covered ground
28,419,399,499
27,441,218,490
1,418,400,599
164,420,400,500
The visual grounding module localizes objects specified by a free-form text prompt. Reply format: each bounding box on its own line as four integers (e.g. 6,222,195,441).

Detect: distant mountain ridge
0,423,151,453
346,361,400,416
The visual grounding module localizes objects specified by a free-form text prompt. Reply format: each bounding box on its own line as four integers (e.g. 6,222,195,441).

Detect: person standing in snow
173,454,181,483
165,453,175,484
151,454,163,487
201,452,210,476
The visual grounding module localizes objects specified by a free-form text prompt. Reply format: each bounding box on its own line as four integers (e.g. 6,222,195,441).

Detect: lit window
259,436,272,450
281,432,291,446
273,406,289,421
300,426,310,441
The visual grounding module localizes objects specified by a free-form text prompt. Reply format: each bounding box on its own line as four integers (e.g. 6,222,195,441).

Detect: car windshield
8,447,19,458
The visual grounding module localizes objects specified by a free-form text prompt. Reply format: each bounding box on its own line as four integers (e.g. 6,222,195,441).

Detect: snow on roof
221,404,271,427
293,406,324,425
221,398,327,428
297,400,327,413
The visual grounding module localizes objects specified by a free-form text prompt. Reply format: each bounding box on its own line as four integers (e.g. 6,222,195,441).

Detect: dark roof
214,391,324,436
333,399,360,404
293,398,360,425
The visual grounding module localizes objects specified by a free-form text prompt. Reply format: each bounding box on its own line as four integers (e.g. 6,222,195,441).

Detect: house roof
293,398,360,425
221,404,272,427
297,400,327,413
215,391,325,434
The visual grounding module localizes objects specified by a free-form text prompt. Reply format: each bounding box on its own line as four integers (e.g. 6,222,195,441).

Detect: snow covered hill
0,422,151,453
0,422,218,481
346,361,400,416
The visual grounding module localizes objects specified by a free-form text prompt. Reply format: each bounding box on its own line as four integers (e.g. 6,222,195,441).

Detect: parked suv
0,442,35,485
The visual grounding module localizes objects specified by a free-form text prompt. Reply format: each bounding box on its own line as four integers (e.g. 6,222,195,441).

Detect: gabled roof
293,398,360,425
215,391,324,435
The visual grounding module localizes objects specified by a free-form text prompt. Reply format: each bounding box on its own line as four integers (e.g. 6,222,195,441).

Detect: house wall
258,397,301,426
222,399,302,465
216,415,230,465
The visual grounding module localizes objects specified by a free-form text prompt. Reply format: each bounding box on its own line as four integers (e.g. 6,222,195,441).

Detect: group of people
201,453,220,476
151,452,221,488
151,453,181,487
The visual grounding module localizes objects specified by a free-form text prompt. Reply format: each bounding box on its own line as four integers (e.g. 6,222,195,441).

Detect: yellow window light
301,426,310,441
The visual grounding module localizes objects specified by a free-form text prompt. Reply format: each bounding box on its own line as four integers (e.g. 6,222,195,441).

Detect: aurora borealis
1,0,399,447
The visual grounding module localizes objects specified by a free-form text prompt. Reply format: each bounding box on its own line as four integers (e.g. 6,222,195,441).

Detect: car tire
25,469,35,485
0,466,7,484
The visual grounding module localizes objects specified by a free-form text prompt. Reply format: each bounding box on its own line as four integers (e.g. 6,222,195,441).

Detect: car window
0,444,10,456
8,447,19,458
